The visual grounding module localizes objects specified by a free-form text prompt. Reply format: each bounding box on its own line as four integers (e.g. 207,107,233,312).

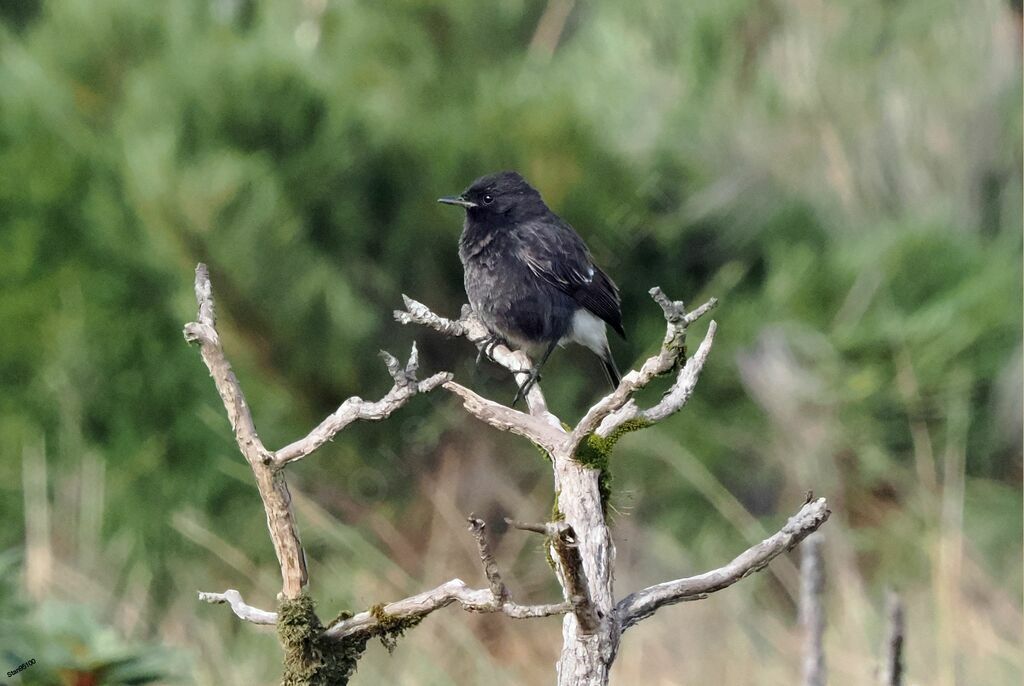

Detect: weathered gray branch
326,579,571,640
198,582,569,636
395,296,562,428
185,263,445,598
200,515,574,638
198,589,278,625
274,345,450,467
616,497,831,631
395,289,720,457
507,518,599,634
326,513,577,638
800,532,827,686
574,290,718,447
444,381,566,452
184,263,307,597
467,515,508,602
879,590,905,686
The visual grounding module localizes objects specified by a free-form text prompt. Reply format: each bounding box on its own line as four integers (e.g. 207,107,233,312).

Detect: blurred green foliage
0,552,177,684
0,0,1020,682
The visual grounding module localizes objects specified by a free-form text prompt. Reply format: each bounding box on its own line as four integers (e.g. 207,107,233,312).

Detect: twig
197,581,572,638
507,518,599,634
185,264,446,597
274,345,450,467
184,264,307,597
529,0,576,59
571,291,717,449
616,498,830,631
800,532,826,686
395,296,563,429
326,580,571,639
467,516,507,601
199,515,578,639
443,382,566,453
198,590,277,625
327,512,579,638
879,590,905,686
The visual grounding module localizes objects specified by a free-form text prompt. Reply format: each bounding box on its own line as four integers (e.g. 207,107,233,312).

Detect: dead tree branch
395,288,719,456
327,581,571,640
507,518,599,633
879,590,905,686
198,589,278,625
399,286,829,686
190,266,831,686
185,264,445,598
800,532,827,686
274,346,449,467
199,513,575,639
467,515,508,602
395,296,562,428
443,381,566,452
197,581,573,638
616,497,830,631
571,290,717,448
184,264,307,597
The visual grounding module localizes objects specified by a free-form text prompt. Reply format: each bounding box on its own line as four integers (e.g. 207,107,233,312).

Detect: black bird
439,171,625,404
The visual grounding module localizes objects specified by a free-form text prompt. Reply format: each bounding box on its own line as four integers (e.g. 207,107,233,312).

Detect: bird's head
438,171,545,223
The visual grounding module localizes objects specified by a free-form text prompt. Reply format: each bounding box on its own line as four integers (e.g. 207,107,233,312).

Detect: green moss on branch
572,418,652,514
369,603,424,653
278,594,367,686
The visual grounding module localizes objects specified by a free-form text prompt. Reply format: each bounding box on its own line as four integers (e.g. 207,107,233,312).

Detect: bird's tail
601,347,621,390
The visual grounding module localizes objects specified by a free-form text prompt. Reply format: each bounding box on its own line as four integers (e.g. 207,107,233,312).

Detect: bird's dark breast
461,236,575,350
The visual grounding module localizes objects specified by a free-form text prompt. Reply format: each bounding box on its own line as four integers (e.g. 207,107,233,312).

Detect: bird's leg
476,334,507,368
512,340,558,407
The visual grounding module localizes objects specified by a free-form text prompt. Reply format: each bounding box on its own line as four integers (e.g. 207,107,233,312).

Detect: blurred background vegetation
0,0,1020,683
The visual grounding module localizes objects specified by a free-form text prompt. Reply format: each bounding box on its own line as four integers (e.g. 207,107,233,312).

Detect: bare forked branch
507,518,599,633
395,288,718,458
184,264,306,596
395,296,562,427
444,381,566,452
183,264,269,460
274,344,450,467
200,580,572,639
571,290,718,447
616,498,830,631
326,581,571,640
199,514,574,639
185,264,446,598
328,514,576,639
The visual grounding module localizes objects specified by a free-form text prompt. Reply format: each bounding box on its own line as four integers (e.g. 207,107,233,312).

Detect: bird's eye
482,194,494,205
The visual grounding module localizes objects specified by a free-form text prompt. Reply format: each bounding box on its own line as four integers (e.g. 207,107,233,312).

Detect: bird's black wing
515,217,626,339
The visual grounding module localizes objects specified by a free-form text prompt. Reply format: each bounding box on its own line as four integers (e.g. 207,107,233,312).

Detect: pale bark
397,288,830,685
190,264,832,686
185,264,446,599
800,532,827,686
879,591,905,686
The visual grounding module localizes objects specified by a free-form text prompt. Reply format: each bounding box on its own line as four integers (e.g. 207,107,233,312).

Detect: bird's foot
476,334,506,368
512,367,542,407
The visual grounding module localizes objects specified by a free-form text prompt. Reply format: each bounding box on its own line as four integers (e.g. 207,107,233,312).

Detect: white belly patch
562,309,608,355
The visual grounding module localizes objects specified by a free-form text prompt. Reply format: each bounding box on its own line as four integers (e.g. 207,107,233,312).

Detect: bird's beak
438,195,478,209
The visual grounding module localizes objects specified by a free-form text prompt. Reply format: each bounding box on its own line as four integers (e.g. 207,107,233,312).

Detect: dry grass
18,428,1022,684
